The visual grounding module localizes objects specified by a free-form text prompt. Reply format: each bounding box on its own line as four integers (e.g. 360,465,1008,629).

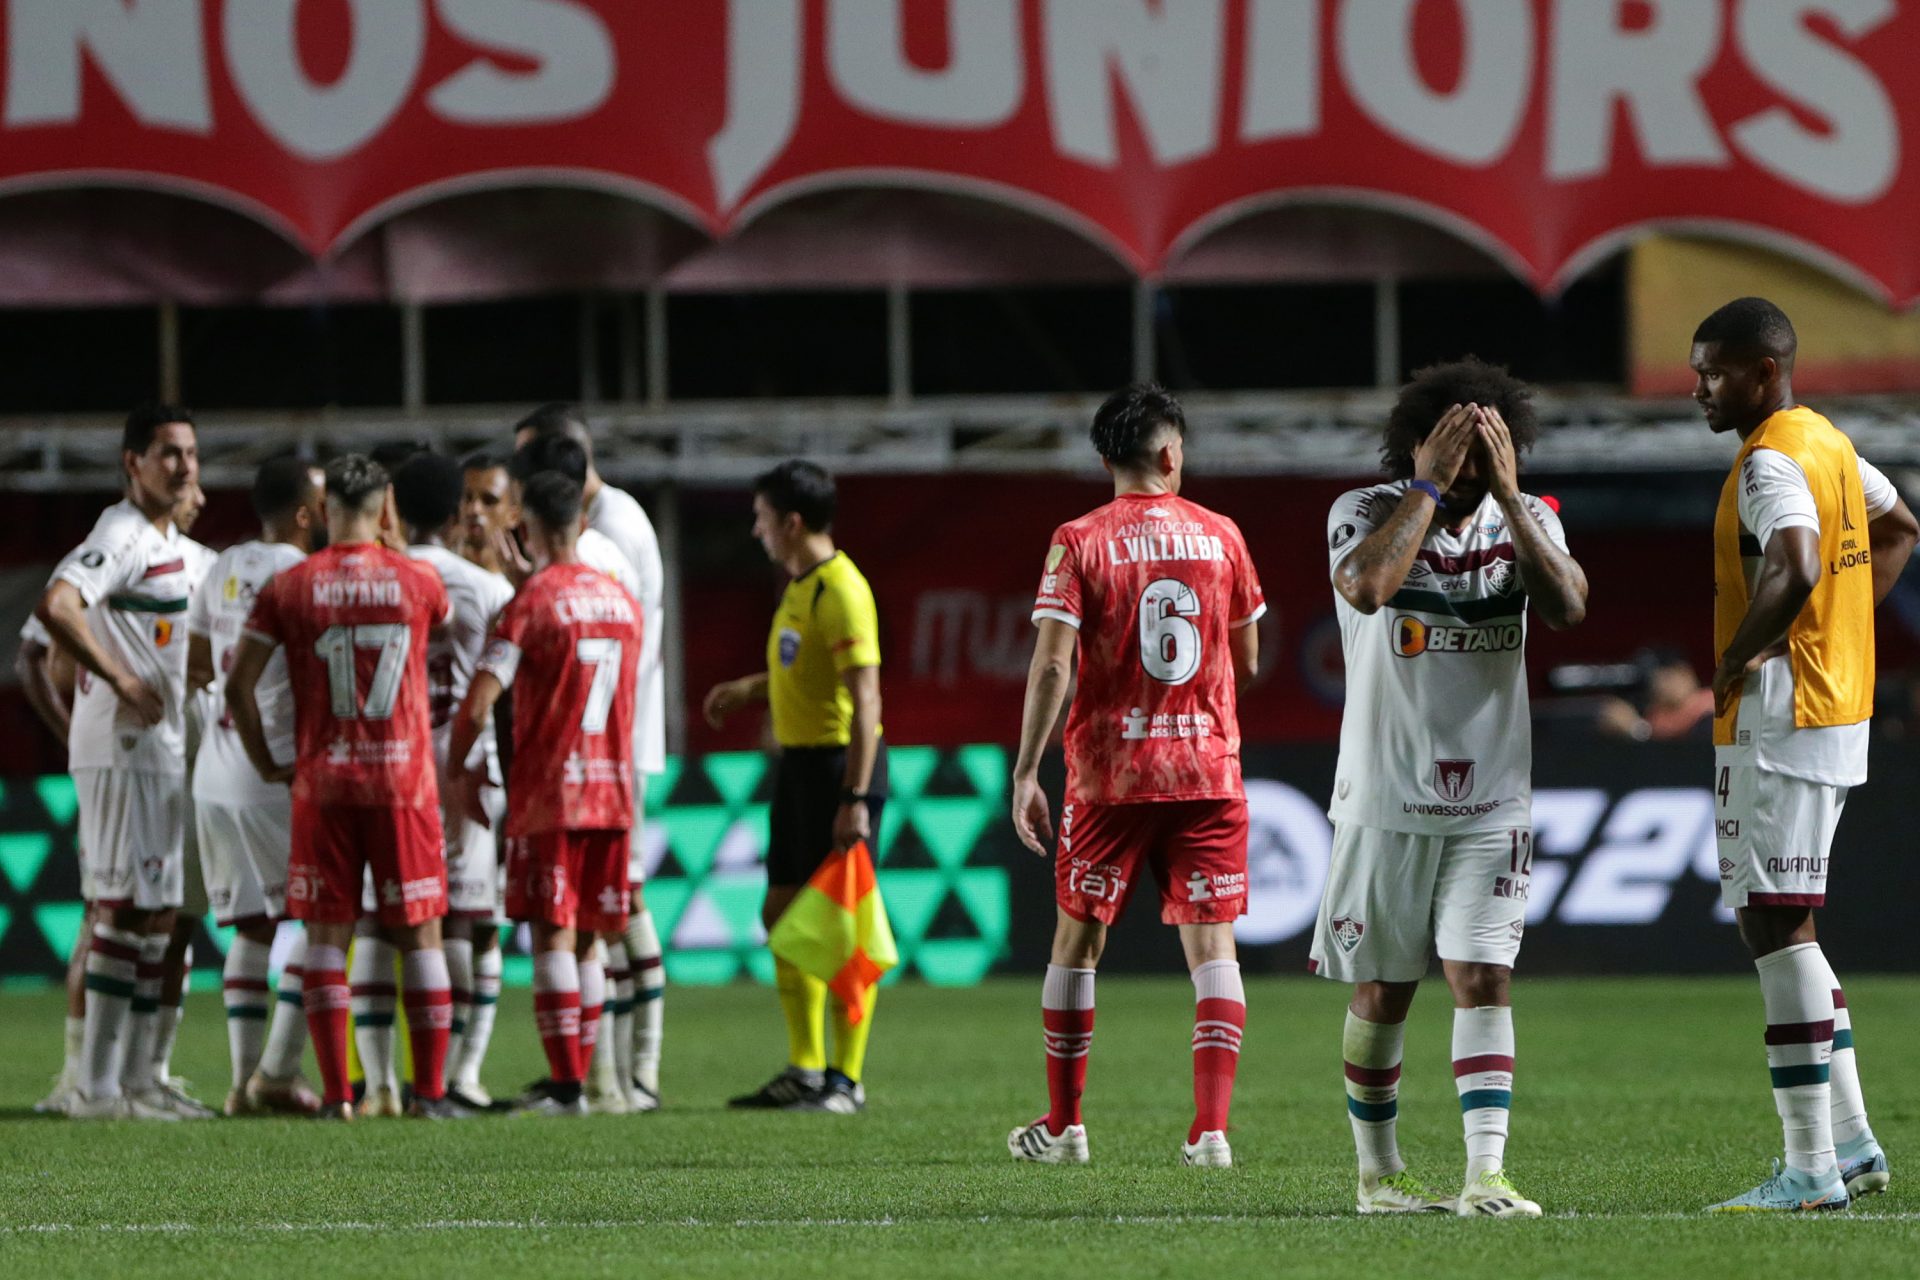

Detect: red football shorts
504,829,630,934
288,798,447,927
1056,797,1249,926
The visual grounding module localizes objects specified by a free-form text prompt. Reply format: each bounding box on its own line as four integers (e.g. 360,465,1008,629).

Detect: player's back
489,562,642,835
407,543,513,763
193,539,305,805
247,542,448,809
1033,492,1265,804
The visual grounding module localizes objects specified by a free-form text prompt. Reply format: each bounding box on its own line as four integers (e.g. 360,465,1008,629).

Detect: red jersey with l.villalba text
477,562,642,836
1031,492,1265,804
243,542,450,809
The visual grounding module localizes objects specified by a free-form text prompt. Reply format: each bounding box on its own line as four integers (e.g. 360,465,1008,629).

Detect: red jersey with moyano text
1031,492,1265,805
478,562,642,836
243,542,450,809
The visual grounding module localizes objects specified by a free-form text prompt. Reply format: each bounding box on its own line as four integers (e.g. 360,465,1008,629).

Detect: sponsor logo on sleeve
1330,523,1356,550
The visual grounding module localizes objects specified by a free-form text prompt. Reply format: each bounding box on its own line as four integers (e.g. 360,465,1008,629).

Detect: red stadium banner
0,1,1916,298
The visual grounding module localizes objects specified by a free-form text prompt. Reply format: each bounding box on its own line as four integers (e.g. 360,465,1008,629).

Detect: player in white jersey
392,454,516,1111
1689,299,1920,1212
36,404,199,1120
189,458,328,1116
513,411,668,1112
1314,360,1588,1217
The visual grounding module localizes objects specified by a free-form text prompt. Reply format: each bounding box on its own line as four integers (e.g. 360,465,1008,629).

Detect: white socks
452,942,502,1090
1342,1012,1405,1178
1805,948,1875,1152
258,931,310,1081
223,936,274,1090
350,936,399,1093
1757,942,1837,1176
442,936,474,1086
625,909,665,1095
120,932,168,1095
1452,1006,1515,1181
82,924,141,1101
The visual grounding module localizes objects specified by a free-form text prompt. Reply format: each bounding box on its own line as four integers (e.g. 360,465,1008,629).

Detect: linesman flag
767,840,896,1023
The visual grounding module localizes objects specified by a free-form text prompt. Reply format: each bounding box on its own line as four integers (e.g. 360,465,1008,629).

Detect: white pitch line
4,1212,1920,1235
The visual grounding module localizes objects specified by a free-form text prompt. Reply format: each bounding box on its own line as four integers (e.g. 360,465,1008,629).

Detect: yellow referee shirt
766,552,881,748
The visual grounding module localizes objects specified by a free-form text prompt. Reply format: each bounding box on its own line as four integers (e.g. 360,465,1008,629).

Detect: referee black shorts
766,741,889,888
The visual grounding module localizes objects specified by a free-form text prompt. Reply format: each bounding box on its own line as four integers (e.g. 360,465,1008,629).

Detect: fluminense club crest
1432,759,1477,802
1331,916,1364,953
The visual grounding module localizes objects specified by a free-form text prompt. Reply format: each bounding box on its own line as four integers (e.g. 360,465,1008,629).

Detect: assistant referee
705,460,886,1114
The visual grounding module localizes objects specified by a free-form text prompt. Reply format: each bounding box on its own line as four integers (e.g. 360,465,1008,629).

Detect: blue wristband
1407,479,1443,505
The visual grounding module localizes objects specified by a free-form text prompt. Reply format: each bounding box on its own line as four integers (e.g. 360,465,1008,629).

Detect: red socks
1041,964,1095,1134
401,949,453,1101
533,951,583,1084
1189,959,1245,1143
302,945,352,1106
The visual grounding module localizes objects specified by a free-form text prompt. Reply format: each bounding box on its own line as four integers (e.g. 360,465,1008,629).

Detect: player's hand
112,673,165,726
832,800,870,852
253,757,294,786
703,679,747,728
492,529,533,587
1412,404,1476,492
463,770,493,828
1476,406,1521,503
1011,775,1053,857
1713,644,1778,717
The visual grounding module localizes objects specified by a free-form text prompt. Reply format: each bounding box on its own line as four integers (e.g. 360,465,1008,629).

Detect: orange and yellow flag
767,840,896,1023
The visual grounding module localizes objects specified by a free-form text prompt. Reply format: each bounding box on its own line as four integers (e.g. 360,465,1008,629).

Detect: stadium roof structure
6,392,1920,491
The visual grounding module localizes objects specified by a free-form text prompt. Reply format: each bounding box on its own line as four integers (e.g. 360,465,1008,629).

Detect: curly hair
1379,356,1539,479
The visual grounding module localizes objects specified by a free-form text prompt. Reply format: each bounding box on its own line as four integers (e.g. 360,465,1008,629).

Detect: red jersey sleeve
1226,522,1266,628
478,593,533,689
1032,526,1084,630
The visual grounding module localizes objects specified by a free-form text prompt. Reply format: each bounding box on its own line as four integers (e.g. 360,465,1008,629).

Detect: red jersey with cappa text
478,562,642,835
243,542,450,809
1032,492,1265,804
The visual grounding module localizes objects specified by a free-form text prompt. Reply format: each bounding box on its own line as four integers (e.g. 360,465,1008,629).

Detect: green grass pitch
0,975,1915,1279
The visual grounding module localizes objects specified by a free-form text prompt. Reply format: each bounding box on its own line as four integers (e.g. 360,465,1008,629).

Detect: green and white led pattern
0,748,1013,989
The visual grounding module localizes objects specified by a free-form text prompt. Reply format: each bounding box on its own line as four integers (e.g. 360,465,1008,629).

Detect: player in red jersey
1007,385,1266,1167
225,454,460,1120
448,473,643,1115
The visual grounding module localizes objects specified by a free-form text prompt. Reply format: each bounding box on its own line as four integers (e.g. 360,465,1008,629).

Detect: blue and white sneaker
1707,1160,1849,1213
1838,1141,1890,1198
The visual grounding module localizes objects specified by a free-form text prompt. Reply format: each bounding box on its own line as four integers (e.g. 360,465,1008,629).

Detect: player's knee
1050,914,1105,968
1736,906,1814,958
1447,964,1510,1007
1351,981,1417,1024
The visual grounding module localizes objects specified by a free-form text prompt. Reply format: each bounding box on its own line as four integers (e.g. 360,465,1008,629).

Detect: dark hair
521,471,583,533
369,439,430,470
1090,383,1186,468
123,403,193,456
1692,297,1797,368
510,435,588,487
753,459,835,532
1380,357,1539,479
392,453,465,534
251,456,316,523
324,454,390,513
514,403,593,460
462,449,506,473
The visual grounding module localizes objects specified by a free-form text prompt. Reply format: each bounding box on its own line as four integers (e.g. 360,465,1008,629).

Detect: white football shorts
626,771,649,885
1309,823,1533,983
196,795,294,924
74,767,185,912
446,813,498,919
1713,760,1845,910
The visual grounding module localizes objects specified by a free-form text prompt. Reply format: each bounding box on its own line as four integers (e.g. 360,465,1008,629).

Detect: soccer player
459,451,516,575
36,404,199,1119
395,453,514,1110
1692,299,1918,1212
447,472,643,1116
225,454,461,1121
18,610,86,1114
1005,385,1264,1167
1315,359,1587,1217
706,460,886,1115
189,458,328,1115
516,405,669,1112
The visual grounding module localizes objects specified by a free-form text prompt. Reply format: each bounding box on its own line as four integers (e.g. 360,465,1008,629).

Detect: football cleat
1457,1169,1543,1218
34,1073,77,1115
727,1067,823,1110
357,1085,405,1119
1707,1160,1848,1213
66,1092,131,1120
446,1084,501,1114
808,1069,865,1115
585,1075,631,1115
1357,1169,1453,1214
153,1078,215,1119
514,1081,588,1117
122,1089,185,1122
1838,1142,1891,1199
1008,1117,1090,1164
244,1072,323,1115
406,1095,467,1121
1182,1131,1233,1167
627,1080,661,1113
313,1102,354,1122
224,1088,259,1118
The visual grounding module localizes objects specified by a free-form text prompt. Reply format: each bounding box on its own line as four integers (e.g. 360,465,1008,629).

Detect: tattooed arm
1333,404,1475,614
